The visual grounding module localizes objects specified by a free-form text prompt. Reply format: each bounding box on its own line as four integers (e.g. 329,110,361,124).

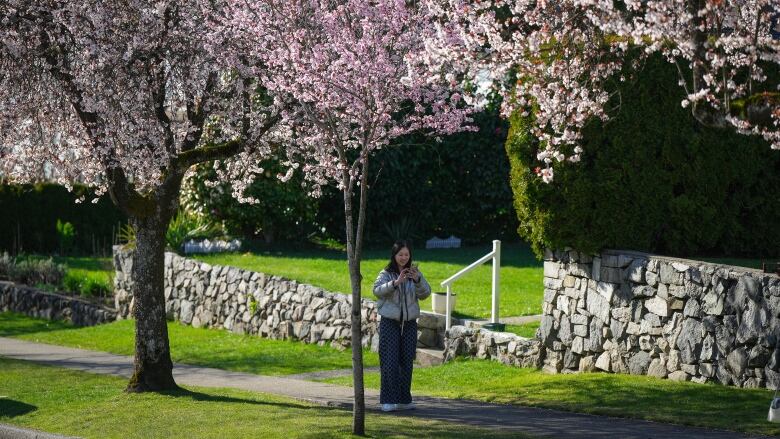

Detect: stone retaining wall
541,249,780,389
0,281,117,326
113,247,447,351
443,326,543,368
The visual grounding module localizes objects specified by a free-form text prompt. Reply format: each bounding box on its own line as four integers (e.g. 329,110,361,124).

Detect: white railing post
446,284,452,330
439,240,501,331
491,240,501,324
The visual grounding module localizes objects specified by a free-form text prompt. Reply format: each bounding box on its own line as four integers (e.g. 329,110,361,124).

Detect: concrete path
0,337,771,439
0,423,78,439
286,366,381,381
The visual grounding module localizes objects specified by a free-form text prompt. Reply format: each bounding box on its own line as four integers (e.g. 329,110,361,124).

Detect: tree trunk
125,213,179,392
348,256,365,435
346,153,371,436
343,178,365,436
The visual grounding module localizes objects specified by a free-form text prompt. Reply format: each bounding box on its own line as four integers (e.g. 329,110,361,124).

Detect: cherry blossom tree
0,1,282,391
422,0,780,182
222,0,472,433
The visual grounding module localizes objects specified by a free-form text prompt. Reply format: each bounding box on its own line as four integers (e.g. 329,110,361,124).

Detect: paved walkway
0,337,771,439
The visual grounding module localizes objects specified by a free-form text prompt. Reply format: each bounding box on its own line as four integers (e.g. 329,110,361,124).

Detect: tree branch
172,113,281,170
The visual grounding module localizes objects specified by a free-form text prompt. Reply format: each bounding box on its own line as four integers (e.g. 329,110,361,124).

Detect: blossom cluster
0,0,278,196
219,0,473,196
422,0,780,181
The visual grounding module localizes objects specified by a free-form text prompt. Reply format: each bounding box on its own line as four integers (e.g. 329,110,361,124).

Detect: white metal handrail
440,240,501,330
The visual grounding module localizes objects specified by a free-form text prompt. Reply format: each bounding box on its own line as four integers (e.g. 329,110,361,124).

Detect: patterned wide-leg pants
379,317,418,404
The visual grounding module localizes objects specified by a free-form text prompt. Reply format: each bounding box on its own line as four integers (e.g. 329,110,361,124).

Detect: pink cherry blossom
422,0,780,181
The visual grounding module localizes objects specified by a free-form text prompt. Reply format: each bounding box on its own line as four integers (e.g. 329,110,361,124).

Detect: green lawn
0,312,378,376
503,321,539,338
194,242,544,318
691,257,769,270
0,358,522,439
3,313,778,436
324,359,780,436
22,255,114,298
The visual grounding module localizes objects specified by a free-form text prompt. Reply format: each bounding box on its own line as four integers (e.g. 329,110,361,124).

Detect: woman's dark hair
385,240,413,273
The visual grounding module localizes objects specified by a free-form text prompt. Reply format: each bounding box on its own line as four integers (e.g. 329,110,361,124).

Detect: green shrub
62,273,82,294
56,219,77,255
506,54,780,258
0,255,66,286
182,158,318,245
165,209,223,254
62,271,111,297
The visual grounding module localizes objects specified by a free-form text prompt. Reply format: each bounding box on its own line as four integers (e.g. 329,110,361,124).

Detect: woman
372,240,431,412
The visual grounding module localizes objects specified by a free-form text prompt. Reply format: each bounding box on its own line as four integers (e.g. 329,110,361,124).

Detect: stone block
638,334,654,351
597,282,617,302
626,259,646,283
595,351,611,372
699,362,714,377
600,267,623,284
579,355,597,372
727,347,748,377
626,322,641,335
544,261,562,279
601,254,620,268
645,271,659,287
660,263,684,285
572,336,585,354
683,298,701,318
668,370,690,381
676,318,703,364
586,289,611,323
644,297,669,317
681,363,698,375
648,358,667,378
591,257,601,281
628,351,652,375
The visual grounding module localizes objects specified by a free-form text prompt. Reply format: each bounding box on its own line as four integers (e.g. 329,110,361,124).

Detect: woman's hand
409,266,420,282
394,268,411,286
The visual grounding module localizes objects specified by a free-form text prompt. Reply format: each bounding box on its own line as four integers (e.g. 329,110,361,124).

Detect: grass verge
0,312,378,376
194,242,544,318
0,357,523,439
503,321,539,338
323,358,780,436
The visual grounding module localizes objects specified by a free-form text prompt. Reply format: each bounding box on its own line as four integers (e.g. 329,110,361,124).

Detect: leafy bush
182,158,318,244
505,54,780,258
56,219,77,255
0,253,66,286
165,209,224,254
63,271,111,297
115,210,223,254
116,223,136,249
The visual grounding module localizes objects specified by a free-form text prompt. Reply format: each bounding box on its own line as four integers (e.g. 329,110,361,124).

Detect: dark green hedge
316,110,518,246
0,183,126,255
506,55,780,258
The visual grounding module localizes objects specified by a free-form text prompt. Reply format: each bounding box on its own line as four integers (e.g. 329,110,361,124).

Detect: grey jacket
372,269,432,321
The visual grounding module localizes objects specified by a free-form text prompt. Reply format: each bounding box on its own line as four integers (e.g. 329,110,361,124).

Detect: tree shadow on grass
495,373,780,435
0,398,37,418
159,387,339,412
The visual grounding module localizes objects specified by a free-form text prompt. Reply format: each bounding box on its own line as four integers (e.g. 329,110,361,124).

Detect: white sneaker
397,402,416,411
381,403,398,412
